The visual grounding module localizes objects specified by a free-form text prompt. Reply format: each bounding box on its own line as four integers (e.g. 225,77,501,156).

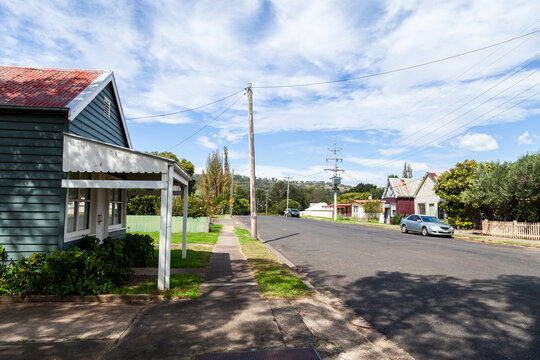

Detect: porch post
158,166,174,290
182,183,189,259
158,171,167,290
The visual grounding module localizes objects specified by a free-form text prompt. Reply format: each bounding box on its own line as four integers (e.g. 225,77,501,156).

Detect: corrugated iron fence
482,219,540,240
127,216,209,233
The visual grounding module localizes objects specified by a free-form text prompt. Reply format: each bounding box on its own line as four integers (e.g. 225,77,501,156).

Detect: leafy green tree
435,160,479,228
344,182,384,199
271,199,301,215
337,192,370,203
151,151,196,195
506,153,540,221
362,200,382,220
463,154,540,222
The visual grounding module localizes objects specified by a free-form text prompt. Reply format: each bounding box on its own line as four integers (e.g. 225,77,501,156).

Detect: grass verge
131,224,223,245
114,274,203,299
149,246,212,268
302,215,400,229
235,227,313,298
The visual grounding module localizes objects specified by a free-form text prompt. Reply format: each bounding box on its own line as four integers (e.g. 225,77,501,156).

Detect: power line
252,29,540,89
356,64,539,169
127,88,245,120
347,83,539,172
164,92,244,151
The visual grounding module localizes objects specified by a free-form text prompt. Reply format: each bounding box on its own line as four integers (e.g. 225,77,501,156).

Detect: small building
351,200,369,219
0,66,190,289
300,202,333,218
413,172,445,219
382,177,422,223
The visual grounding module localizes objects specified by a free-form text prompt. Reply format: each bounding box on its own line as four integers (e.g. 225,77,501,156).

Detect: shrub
0,236,135,297
124,233,155,267
0,253,47,296
392,214,407,225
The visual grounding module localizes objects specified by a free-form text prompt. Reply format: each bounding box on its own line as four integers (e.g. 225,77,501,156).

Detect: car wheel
422,227,429,236
401,224,408,233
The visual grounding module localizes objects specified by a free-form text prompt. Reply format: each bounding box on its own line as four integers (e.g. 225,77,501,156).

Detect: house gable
69,83,129,147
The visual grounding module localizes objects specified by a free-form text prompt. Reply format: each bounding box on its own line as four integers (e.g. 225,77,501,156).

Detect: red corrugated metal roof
0,66,104,108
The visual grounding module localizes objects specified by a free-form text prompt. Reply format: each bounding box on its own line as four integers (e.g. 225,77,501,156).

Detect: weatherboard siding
0,110,68,260
69,83,128,147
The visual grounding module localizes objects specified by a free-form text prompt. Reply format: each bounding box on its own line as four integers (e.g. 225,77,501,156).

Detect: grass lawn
131,224,223,245
235,227,313,299
113,274,203,299
149,245,212,268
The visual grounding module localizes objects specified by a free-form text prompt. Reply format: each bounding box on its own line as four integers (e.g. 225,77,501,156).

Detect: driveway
238,216,540,360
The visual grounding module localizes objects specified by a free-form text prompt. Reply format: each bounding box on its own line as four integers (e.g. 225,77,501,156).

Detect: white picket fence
482,219,540,240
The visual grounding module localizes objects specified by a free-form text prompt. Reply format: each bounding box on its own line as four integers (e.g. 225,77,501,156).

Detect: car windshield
420,216,442,223
290,209,298,212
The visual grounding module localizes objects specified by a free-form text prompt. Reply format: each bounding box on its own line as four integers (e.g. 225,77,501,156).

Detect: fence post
513,220,517,238
482,219,487,235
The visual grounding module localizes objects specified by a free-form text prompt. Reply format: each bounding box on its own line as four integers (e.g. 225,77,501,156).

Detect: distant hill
192,174,352,193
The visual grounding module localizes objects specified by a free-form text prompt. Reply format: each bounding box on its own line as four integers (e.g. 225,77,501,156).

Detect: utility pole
247,83,257,239
325,143,343,221
229,169,234,217
284,176,293,210
265,189,269,215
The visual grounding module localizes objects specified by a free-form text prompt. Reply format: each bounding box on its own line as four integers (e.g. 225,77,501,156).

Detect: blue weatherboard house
0,66,190,289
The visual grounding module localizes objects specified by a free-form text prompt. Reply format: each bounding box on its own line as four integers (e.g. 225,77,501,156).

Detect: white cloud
517,130,534,144
196,136,217,149
227,150,247,160
458,133,499,151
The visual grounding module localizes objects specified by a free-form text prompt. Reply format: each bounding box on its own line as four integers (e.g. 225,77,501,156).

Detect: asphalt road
237,216,540,360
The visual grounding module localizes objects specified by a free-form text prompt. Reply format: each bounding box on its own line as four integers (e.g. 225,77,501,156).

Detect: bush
0,236,137,297
0,253,47,296
392,214,407,225
124,233,155,267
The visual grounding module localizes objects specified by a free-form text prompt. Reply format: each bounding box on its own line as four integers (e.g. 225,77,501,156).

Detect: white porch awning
61,133,191,291
63,133,190,185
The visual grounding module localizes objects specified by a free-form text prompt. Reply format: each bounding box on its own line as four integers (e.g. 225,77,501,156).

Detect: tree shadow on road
302,268,540,360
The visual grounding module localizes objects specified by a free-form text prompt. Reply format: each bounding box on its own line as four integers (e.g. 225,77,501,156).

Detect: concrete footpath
0,219,412,359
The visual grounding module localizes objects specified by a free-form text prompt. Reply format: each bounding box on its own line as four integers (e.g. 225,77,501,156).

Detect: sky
1,0,539,186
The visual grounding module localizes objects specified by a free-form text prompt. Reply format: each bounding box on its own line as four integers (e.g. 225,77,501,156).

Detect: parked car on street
284,208,300,217
400,215,454,237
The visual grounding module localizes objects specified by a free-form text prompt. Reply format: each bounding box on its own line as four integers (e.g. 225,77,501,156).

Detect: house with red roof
381,177,422,223
0,66,190,289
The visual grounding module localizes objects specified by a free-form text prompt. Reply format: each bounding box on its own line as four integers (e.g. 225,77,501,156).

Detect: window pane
78,201,90,230
68,189,78,201
114,189,121,202
108,203,113,225
66,201,76,232
80,188,90,200
114,203,121,225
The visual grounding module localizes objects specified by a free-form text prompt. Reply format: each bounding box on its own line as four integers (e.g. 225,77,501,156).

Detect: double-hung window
108,189,123,227
66,188,91,235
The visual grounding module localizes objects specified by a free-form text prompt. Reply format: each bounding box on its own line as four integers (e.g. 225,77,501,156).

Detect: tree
343,182,384,200
271,199,301,215
435,160,478,228
402,162,413,178
151,151,196,195
388,174,398,178
199,147,232,214
337,192,370,203
462,153,540,222
362,200,382,220
128,152,196,215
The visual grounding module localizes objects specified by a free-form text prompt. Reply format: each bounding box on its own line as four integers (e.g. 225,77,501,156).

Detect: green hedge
0,233,155,297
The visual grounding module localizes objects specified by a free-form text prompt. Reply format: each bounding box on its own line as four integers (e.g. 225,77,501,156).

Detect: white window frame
107,188,126,232
64,187,93,242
